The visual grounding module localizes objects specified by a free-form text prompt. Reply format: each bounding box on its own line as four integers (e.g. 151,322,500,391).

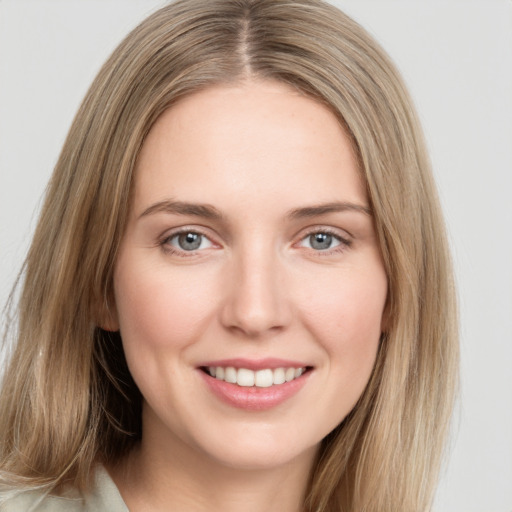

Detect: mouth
197,358,314,410
200,365,312,388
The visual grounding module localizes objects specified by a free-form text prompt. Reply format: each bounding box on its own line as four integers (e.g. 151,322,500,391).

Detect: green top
0,466,128,512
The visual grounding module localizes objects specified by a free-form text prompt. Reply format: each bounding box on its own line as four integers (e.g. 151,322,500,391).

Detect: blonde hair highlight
0,1,458,510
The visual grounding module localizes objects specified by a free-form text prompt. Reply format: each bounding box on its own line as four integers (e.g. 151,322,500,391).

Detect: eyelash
159,227,352,257
297,227,352,256
160,227,215,257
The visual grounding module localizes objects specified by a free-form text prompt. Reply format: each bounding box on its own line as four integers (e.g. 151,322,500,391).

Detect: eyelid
296,224,352,241
294,226,352,254
158,224,352,257
159,225,221,255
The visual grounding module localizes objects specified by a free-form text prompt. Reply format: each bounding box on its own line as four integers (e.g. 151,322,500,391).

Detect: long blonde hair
0,1,458,510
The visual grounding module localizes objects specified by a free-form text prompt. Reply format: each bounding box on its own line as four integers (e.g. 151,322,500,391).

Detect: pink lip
198,364,312,411
199,357,308,371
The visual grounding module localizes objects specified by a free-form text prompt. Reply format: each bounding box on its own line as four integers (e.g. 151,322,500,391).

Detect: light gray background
1,1,511,510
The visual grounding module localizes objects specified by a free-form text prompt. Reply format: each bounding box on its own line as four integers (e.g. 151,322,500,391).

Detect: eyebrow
138,200,223,220
286,201,372,219
138,199,371,221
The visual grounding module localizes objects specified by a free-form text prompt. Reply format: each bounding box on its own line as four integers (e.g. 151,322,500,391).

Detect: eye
297,230,349,252
304,232,340,250
166,231,213,252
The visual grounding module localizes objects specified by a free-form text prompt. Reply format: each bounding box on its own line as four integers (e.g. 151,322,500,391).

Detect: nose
220,246,292,338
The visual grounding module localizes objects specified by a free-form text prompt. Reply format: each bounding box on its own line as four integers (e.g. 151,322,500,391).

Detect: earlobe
96,297,120,332
99,313,119,332
380,298,391,334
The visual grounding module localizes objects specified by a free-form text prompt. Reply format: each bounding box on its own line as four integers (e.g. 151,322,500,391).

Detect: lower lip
199,370,311,411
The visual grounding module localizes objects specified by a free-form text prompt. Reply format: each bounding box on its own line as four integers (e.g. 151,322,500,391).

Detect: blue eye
167,232,213,251
300,232,343,251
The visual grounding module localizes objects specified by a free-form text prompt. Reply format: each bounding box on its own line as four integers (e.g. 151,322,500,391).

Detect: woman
0,0,458,510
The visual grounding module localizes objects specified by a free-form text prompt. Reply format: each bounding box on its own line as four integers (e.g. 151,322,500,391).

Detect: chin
204,438,319,473
178,417,325,474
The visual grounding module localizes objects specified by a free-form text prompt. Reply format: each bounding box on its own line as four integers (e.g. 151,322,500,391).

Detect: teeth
285,367,295,382
255,369,273,387
237,368,255,387
224,366,237,384
273,368,286,385
210,366,306,387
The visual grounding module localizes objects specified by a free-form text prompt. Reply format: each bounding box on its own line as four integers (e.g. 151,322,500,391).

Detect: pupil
178,232,201,250
310,233,332,250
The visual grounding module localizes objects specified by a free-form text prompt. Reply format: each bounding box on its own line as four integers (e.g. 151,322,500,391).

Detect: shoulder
0,466,128,512
0,490,85,512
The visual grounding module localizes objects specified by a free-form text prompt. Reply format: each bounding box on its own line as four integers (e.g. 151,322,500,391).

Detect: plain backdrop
0,1,511,511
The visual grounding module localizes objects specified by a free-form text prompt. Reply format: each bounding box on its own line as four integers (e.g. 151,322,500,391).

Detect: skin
107,80,388,512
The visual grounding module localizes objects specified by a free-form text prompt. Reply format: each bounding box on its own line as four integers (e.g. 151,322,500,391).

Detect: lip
199,357,308,371
197,359,312,411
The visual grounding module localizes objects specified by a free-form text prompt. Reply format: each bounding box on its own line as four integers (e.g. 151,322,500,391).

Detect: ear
380,296,391,334
96,294,120,332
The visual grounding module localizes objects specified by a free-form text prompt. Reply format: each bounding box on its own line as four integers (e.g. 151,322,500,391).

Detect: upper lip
198,358,310,371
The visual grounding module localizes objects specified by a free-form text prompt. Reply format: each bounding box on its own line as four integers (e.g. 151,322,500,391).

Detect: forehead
133,80,367,215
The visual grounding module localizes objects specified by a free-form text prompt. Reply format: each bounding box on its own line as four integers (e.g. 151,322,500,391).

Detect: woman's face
111,81,388,472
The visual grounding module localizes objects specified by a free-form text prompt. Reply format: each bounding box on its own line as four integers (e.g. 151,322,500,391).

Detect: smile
205,366,306,387
198,359,313,410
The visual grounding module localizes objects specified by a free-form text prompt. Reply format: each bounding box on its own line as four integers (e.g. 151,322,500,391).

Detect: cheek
288,263,387,436
113,257,219,350
299,265,387,372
